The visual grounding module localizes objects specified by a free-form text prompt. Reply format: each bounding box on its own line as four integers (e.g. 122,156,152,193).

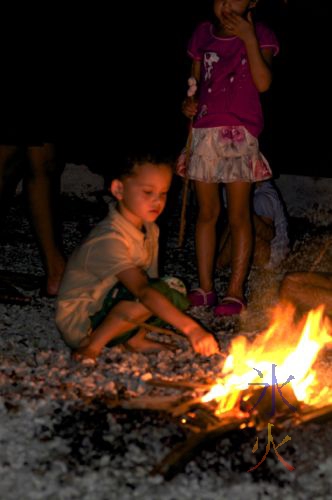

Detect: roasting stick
121,316,226,356
178,124,193,247
119,314,190,344
130,321,187,341
178,77,197,247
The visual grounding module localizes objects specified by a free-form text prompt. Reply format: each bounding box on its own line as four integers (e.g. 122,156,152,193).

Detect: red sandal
188,288,218,307
214,296,246,316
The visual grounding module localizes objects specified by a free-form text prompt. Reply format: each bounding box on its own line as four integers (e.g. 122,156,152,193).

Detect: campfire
113,303,332,478
201,302,332,418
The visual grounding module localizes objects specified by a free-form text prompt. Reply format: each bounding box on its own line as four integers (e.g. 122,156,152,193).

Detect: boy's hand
181,97,198,119
187,327,220,356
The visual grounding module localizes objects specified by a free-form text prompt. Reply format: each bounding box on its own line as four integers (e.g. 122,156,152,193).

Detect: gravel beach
1,165,332,500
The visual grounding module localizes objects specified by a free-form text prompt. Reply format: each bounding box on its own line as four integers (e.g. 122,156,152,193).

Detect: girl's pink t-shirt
188,21,279,137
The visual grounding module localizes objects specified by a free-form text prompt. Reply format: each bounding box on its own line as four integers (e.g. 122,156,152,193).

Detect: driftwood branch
146,378,213,392
151,402,332,480
113,395,186,412
100,378,332,481
151,412,248,480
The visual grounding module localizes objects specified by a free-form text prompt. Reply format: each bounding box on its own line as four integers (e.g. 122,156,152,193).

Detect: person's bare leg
252,214,274,265
225,182,252,301
73,300,167,361
280,272,332,314
216,224,232,268
0,145,23,221
252,237,271,266
194,181,220,292
26,144,65,296
218,223,270,269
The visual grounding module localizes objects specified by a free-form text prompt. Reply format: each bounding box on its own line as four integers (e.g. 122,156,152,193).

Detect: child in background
55,147,219,363
217,180,289,271
180,0,279,315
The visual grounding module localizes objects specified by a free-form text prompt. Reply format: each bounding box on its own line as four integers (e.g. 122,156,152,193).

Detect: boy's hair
106,139,175,185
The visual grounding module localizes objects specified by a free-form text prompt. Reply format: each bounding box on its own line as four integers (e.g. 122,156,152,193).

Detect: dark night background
1,0,330,179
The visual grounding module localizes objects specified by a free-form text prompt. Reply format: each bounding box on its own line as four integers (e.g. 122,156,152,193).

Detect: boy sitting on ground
55,147,219,363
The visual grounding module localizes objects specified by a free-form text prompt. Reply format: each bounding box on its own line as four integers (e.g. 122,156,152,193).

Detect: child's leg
252,237,271,266
74,278,190,361
218,217,271,268
74,300,154,360
216,223,231,268
194,180,221,292
225,182,253,301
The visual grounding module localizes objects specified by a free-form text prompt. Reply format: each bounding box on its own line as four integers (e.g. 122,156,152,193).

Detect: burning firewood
149,399,332,480
151,411,249,480
99,304,332,480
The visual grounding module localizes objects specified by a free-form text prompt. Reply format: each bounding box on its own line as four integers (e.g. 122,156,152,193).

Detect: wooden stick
129,320,189,345
171,397,205,417
151,412,248,480
178,120,193,248
152,402,332,480
146,378,213,392
114,395,185,412
289,403,332,427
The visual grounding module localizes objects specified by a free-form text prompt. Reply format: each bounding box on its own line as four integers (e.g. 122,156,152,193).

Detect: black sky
1,1,330,177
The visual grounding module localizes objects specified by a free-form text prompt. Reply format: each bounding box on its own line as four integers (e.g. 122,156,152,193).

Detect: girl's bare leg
216,224,231,268
217,220,271,268
225,182,253,301
194,181,220,292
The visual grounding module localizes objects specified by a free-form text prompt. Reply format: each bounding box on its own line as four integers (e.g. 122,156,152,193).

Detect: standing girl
180,0,279,315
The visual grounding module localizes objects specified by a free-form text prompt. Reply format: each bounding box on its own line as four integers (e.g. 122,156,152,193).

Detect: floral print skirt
176,125,272,183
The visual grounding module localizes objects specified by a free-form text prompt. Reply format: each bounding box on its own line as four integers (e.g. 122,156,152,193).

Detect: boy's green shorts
89,277,190,348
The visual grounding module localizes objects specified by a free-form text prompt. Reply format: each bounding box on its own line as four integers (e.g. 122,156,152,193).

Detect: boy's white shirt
55,203,159,348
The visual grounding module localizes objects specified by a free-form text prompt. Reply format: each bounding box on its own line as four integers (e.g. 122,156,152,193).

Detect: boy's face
110,162,172,228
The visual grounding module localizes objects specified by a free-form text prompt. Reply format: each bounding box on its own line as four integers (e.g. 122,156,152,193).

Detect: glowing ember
202,304,332,415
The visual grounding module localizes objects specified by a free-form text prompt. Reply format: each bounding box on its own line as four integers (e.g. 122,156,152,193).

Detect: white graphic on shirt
203,51,220,81
197,104,208,120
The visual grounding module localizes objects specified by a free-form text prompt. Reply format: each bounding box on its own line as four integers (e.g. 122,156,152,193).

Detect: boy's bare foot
125,328,174,353
72,345,99,365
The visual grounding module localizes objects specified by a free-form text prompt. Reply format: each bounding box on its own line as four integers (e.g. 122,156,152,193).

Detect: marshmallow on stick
187,77,197,97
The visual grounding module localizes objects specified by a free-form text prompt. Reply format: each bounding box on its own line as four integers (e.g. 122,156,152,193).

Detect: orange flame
202,304,332,415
